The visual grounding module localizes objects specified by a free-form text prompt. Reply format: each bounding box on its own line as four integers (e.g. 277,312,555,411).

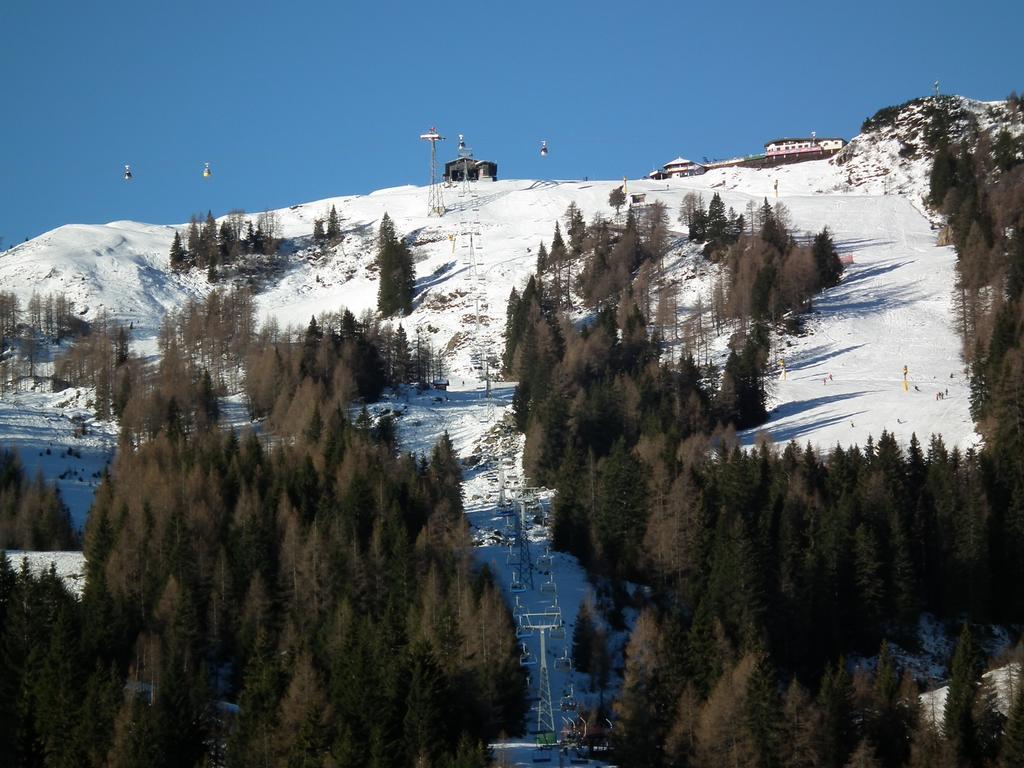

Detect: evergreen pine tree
1002,671,1024,768
572,600,595,675
394,325,411,383
594,439,648,574
706,192,729,246
687,597,722,697
745,647,782,768
760,200,790,253
852,523,884,638
186,217,201,258
375,213,415,316
609,186,626,215
218,220,235,264
812,227,843,288
35,604,84,766
818,659,855,767
535,242,549,274
201,211,218,268
689,206,707,242
404,643,445,766
944,623,979,764
169,231,188,271
327,205,342,241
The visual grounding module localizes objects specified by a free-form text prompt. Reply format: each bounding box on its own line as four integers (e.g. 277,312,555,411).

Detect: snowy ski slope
250,165,977,452
0,149,978,554
0,221,208,325
0,387,116,530
0,109,991,758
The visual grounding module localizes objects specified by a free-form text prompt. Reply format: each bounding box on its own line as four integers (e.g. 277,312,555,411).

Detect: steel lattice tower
536,628,555,744
420,127,446,216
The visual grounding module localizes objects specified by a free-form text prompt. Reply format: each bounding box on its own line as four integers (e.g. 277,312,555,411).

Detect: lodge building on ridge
762,135,847,163
648,156,706,180
444,157,498,182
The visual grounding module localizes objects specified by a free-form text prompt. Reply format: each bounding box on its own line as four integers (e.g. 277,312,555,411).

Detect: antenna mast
420,127,446,216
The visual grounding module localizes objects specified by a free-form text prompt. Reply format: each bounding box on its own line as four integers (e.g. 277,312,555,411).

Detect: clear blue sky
1,0,1020,245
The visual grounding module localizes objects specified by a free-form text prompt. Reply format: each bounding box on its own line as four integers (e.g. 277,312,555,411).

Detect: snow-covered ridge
0,100,996,505
0,221,209,327
831,95,1021,211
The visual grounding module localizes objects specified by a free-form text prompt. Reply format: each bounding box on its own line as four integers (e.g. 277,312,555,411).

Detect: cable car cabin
444,157,498,182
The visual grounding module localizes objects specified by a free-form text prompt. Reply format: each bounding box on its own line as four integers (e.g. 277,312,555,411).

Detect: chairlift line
540,140,548,157
203,162,212,179
123,164,133,181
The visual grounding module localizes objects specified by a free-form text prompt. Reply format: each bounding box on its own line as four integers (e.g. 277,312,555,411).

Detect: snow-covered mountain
1,159,983,455
0,221,207,324
2,98,1015,761
833,94,1022,211
5,94,1016,522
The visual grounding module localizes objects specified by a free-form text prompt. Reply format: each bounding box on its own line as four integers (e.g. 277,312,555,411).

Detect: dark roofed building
444,157,498,182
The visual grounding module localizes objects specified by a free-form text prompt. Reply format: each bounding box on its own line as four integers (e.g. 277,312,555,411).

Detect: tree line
169,209,284,281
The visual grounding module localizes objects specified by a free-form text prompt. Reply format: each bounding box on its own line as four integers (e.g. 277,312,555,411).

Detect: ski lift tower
518,607,566,750
420,126,446,216
457,134,474,197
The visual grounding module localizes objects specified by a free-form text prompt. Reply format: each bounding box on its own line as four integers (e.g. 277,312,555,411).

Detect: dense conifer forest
1,293,522,767
2,93,1024,767
502,97,1024,767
